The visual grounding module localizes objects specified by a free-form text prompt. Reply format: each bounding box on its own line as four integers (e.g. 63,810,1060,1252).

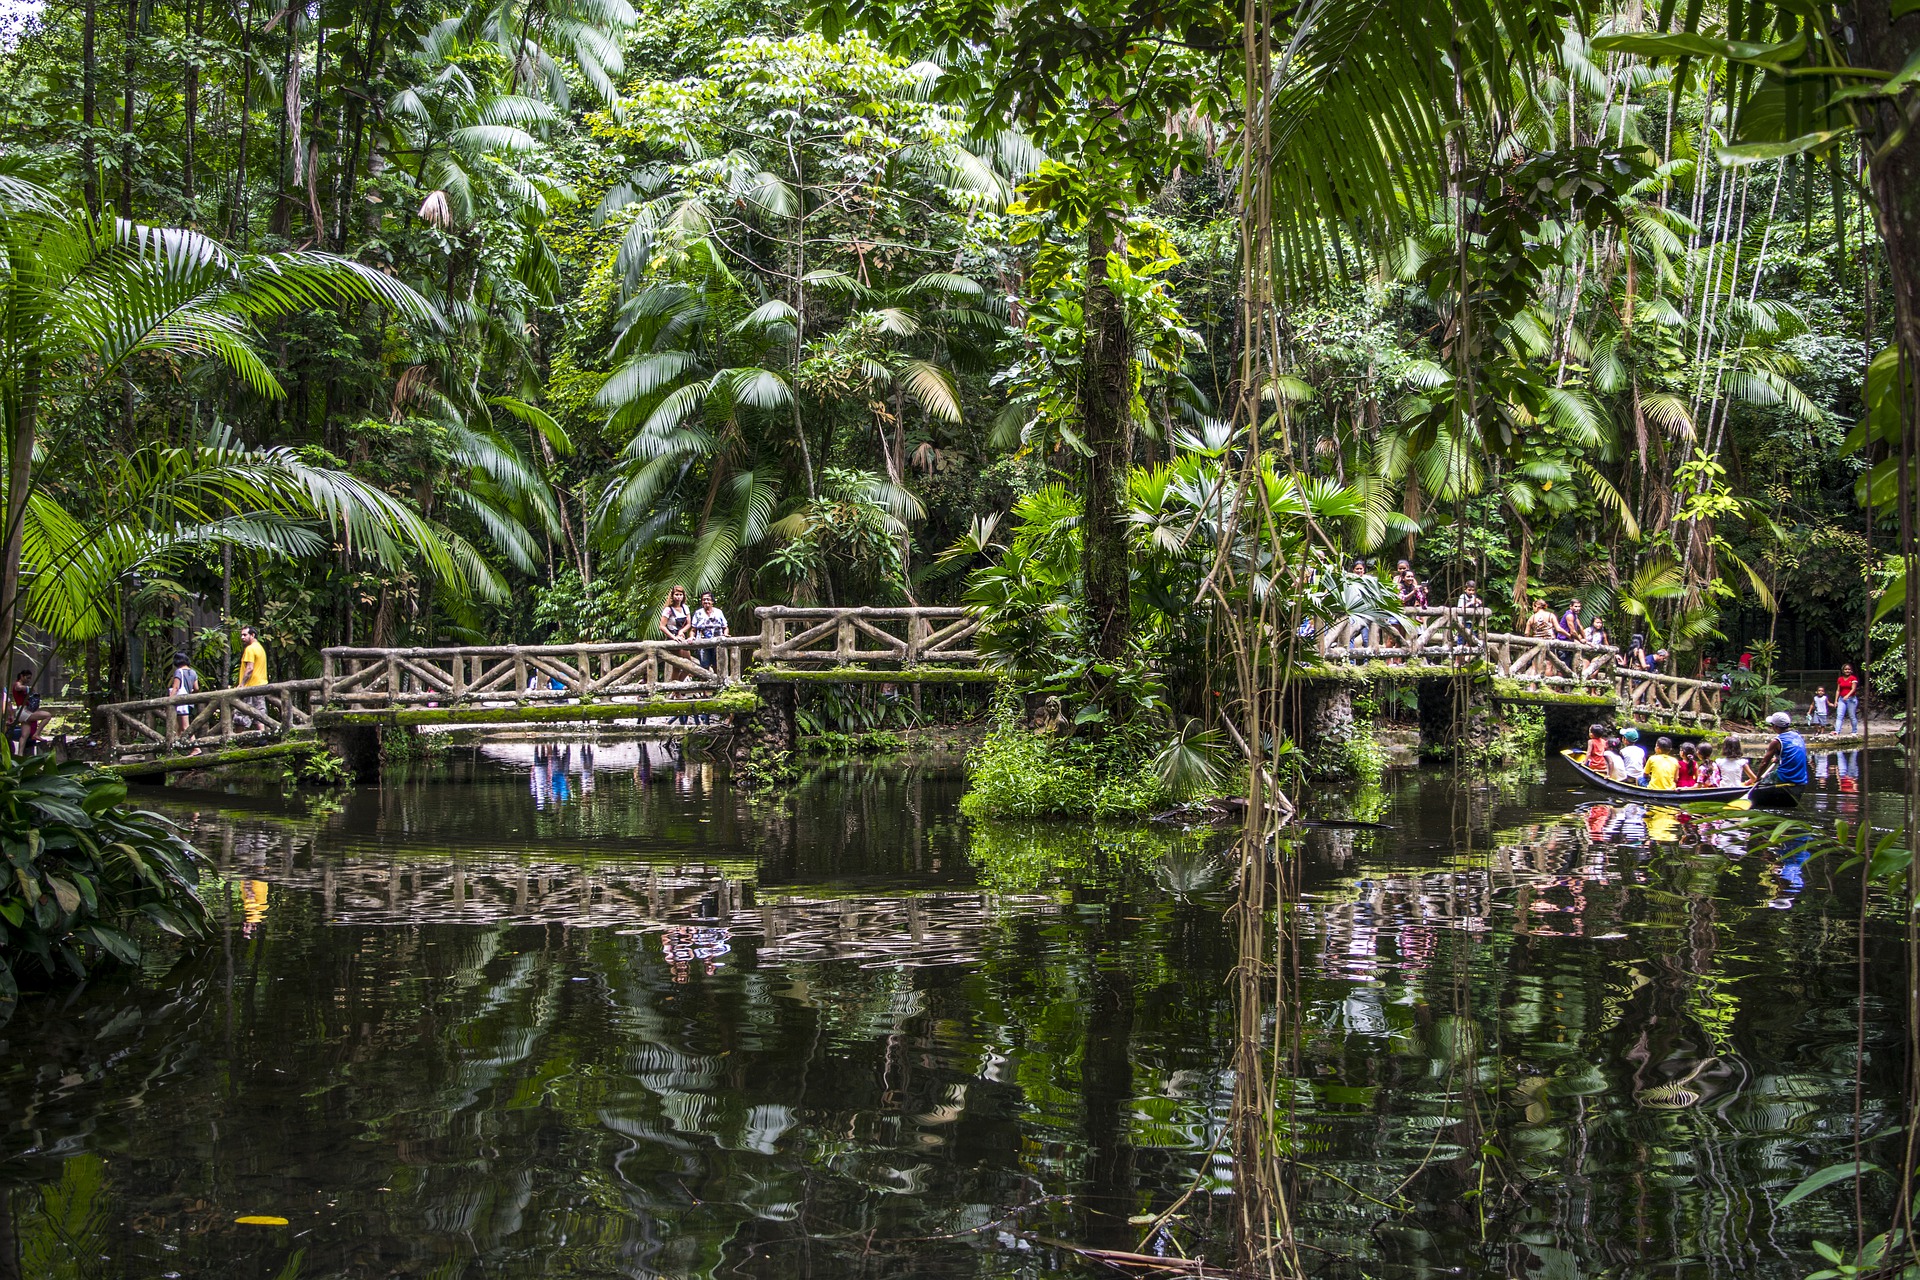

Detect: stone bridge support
319,721,383,782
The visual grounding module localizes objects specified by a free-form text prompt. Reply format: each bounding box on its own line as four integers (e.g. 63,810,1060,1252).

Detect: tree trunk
182,0,199,205
1081,222,1134,661
81,0,98,214
0,353,40,676
119,0,136,219
1853,8,1920,386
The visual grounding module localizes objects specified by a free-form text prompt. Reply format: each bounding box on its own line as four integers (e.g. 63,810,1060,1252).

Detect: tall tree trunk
182,0,199,206
81,0,98,214
1854,8,1920,387
334,7,383,250
1081,222,1134,662
118,0,135,219
0,354,40,675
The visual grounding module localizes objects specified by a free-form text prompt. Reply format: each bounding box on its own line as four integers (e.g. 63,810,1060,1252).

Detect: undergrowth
960,718,1173,820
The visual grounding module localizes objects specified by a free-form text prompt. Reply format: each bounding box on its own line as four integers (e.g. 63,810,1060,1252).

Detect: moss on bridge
104,739,320,778
1291,660,1491,683
1489,679,1617,707
313,688,759,728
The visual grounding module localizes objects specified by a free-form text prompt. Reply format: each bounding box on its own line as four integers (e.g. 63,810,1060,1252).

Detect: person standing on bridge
1524,599,1557,640
169,651,201,754
238,625,269,730
1451,580,1483,660
1555,599,1582,642
690,592,729,723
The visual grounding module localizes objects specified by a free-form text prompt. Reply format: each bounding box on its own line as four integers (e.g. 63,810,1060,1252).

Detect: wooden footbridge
90,603,1724,770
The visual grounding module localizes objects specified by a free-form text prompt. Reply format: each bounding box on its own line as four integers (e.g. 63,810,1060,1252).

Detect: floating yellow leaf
235,1216,289,1226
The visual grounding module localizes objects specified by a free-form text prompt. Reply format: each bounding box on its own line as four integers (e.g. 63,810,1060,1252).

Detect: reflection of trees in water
1251,807,1906,1279
0,805,1244,1278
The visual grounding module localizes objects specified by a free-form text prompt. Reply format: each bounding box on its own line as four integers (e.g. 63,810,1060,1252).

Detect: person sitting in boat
1585,723,1611,772
1755,711,1811,788
1619,727,1647,783
1676,742,1701,788
1711,736,1754,789
1603,736,1632,783
1644,737,1680,790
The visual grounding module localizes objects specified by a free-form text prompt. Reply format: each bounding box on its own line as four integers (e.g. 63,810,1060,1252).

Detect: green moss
315,688,758,728
753,666,1001,685
1291,661,1487,684
105,739,316,778
1489,679,1615,706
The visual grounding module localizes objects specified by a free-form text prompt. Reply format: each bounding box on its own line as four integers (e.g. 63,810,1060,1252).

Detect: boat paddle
1725,766,1776,812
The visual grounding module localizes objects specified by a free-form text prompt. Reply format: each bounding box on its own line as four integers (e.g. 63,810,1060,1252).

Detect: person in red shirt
1835,663,1861,735
1584,723,1610,772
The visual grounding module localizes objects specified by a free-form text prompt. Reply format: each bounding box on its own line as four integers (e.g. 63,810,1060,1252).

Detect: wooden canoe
1557,749,1797,808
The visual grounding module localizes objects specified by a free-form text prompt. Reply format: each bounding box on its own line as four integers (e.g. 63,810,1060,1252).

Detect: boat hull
1557,750,1798,808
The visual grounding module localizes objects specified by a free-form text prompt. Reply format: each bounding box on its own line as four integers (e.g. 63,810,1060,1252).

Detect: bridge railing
1618,669,1724,723
755,606,981,666
320,639,756,707
96,679,325,756
1482,631,1621,690
1313,607,1492,663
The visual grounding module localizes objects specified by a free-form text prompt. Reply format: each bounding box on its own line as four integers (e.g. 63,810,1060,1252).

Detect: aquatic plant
0,754,209,1022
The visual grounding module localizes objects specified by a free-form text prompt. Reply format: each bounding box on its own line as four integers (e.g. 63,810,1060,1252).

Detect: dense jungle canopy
0,0,1911,709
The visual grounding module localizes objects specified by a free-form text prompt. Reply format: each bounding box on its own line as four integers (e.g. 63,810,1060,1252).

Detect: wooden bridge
1310,607,1724,723
90,603,1723,768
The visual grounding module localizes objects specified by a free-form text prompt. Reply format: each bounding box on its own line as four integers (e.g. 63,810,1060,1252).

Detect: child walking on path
1808,687,1830,733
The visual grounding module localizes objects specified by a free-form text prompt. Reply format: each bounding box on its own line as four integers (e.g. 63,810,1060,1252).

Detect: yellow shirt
241,640,269,686
1643,753,1679,790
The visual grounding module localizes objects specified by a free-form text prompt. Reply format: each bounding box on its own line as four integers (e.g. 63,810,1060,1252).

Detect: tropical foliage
0,755,208,1023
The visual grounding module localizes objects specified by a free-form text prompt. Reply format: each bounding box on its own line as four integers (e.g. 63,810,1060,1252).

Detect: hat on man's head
1766,711,1792,729
1621,727,1639,741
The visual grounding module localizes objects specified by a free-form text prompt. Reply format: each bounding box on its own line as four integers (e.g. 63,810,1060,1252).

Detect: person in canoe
1755,711,1812,788
1710,736,1755,789
1584,723,1611,772
1644,737,1680,790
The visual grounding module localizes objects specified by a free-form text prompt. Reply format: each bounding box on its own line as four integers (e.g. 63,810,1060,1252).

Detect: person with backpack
169,650,202,753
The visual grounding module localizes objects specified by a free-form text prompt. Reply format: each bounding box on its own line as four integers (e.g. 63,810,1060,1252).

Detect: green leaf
1779,1161,1885,1209
1594,31,1804,64
1716,129,1850,164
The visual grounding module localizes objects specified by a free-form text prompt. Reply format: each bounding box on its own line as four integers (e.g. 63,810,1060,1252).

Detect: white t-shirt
1812,694,1830,716
1620,744,1647,777
691,606,728,640
1713,756,1749,787
1603,751,1629,781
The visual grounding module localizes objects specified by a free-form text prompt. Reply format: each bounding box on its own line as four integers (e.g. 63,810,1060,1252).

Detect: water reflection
0,745,1906,1280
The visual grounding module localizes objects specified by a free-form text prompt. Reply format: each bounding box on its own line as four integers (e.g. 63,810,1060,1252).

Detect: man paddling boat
1755,711,1811,788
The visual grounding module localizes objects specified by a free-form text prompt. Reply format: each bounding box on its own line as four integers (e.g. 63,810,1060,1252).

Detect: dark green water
0,742,1906,1279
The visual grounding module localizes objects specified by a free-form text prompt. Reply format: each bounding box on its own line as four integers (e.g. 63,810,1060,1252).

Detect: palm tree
0,173,450,660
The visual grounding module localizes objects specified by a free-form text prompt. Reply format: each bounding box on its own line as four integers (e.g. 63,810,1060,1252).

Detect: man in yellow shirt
1643,736,1680,790
238,625,269,730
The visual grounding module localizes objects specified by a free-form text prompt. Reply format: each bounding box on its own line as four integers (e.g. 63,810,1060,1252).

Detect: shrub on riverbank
0,755,210,1022
960,719,1176,819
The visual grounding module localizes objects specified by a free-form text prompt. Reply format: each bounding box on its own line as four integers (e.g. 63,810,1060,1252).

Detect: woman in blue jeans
1834,662,1862,735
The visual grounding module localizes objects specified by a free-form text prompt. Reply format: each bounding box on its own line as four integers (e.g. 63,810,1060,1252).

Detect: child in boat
1619,727,1647,783
1644,737,1679,789
1676,742,1700,788
1585,723,1611,772
1603,736,1631,783
1712,736,1754,788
